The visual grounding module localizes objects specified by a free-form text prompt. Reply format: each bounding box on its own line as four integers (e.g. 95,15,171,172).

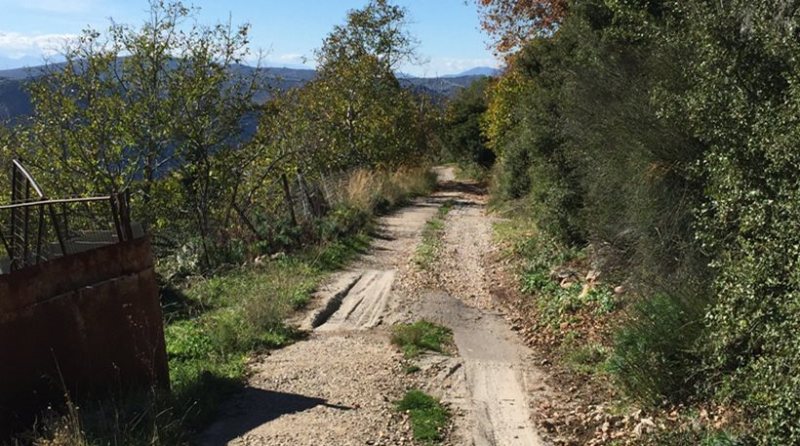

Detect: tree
476,0,569,55
21,0,262,268
259,0,423,175
243,0,430,232
0,125,13,193
442,77,494,167
316,0,418,73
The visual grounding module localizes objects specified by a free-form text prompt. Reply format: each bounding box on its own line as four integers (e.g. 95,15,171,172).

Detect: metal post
9,167,17,269
110,194,124,243
48,204,67,257
35,205,45,264
22,182,31,267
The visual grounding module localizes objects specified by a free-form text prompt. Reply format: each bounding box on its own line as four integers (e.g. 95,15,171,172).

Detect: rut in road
199,168,550,446
411,182,548,446
199,196,442,446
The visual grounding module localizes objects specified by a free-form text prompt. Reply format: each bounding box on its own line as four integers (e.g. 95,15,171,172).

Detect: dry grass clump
344,166,436,213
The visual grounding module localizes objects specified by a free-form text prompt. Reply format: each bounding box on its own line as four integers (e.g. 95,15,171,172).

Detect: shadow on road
199,387,353,444
436,180,488,196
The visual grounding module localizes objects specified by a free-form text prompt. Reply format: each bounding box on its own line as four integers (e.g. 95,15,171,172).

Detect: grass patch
164,240,361,431
396,390,449,443
414,200,454,269
391,320,453,358
646,427,743,446
564,341,609,375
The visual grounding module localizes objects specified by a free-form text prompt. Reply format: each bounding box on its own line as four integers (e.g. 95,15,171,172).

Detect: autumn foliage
476,0,568,54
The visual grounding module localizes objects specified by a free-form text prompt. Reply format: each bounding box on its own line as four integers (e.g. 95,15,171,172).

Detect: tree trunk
281,173,298,226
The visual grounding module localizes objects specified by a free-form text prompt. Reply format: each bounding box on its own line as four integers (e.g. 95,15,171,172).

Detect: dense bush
608,293,705,407
475,0,800,442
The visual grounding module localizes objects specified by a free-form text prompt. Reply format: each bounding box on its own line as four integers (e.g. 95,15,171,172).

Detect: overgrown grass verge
396,390,449,444
345,167,438,216
491,201,737,443
17,167,436,445
498,209,708,410
413,200,454,269
391,320,453,359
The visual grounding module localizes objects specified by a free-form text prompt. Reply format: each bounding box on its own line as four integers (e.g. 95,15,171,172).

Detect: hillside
0,64,488,123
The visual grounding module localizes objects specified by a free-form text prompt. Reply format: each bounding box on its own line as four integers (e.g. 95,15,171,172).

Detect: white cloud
256,53,312,69
277,53,304,61
274,53,310,65
0,31,76,60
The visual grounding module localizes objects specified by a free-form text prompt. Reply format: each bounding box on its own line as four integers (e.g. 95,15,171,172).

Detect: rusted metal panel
0,236,155,314
0,237,168,436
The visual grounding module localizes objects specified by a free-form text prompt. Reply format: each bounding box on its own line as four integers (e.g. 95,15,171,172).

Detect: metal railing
0,160,137,273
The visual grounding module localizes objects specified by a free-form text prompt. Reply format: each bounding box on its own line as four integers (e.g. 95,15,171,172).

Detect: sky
0,0,498,76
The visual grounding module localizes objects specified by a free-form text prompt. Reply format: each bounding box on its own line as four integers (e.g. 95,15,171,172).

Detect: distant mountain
444,67,502,78
400,76,482,98
0,63,485,124
0,67,42,81
0,78,32,121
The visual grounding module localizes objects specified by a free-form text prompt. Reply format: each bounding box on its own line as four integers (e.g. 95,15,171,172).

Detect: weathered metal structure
0,160,141,273
0,160,167,437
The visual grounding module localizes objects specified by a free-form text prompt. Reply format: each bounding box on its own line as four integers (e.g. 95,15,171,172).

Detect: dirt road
200,167,549,445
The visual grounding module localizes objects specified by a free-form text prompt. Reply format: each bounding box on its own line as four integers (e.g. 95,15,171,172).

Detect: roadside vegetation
436,0,800,443
391,320,453,359
395,390,450,444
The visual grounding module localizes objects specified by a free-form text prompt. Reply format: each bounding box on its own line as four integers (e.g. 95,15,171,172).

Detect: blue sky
0,0,498,76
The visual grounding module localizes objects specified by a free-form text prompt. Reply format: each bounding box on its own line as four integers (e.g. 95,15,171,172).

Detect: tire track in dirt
410,182,549,446
199,193,444,446
199,169,551,445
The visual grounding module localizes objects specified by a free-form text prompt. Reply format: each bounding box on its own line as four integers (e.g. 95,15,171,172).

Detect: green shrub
494,139,531,200
609,294,706,407
473,0,800,442
564,342,609,375
396,390,449,443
